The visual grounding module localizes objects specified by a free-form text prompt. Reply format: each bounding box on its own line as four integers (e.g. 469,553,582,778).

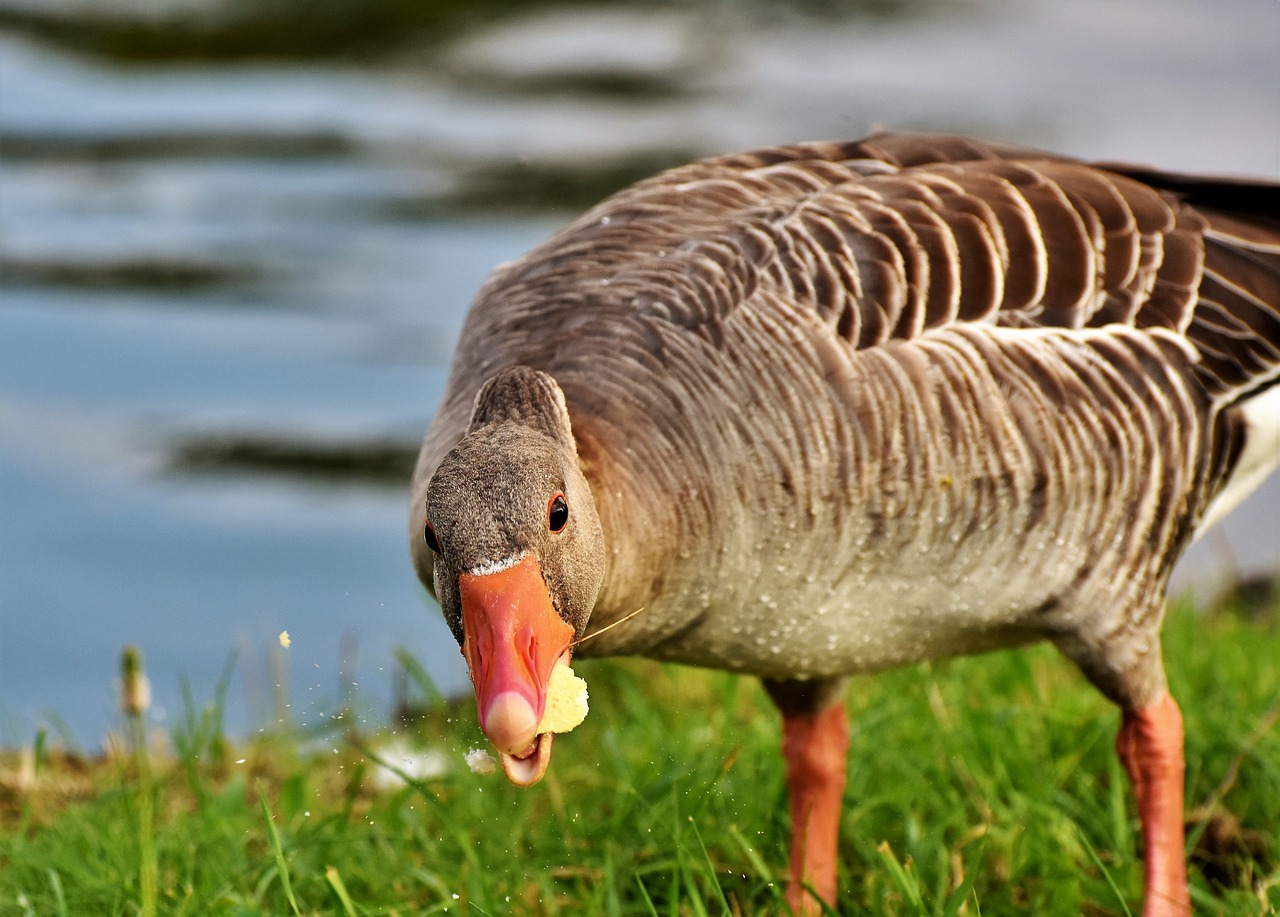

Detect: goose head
417,367,606,785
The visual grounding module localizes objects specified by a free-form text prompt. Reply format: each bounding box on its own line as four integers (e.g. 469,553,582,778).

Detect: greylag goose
409,131,1280,916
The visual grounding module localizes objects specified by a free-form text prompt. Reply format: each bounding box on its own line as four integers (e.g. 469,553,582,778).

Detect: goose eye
424,521,442,555
547,493,569,533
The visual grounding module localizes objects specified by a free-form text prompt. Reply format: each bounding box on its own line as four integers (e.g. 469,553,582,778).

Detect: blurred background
1,0,1277,748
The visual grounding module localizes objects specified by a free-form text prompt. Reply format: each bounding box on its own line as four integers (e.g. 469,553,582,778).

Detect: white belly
584,519,1095,680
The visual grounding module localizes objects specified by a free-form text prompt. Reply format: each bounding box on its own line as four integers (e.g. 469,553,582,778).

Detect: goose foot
1116,693,1190,917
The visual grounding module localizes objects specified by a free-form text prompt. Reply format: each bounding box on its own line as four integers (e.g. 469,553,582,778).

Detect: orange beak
459,553,573,786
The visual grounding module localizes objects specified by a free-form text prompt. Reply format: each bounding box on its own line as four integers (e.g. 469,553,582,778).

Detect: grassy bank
3,593,1278,916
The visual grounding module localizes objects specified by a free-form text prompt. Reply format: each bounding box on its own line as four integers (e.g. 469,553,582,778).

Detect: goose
408,131,1280,916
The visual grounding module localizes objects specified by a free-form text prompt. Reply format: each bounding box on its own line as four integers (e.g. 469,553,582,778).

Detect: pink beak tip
481,690,539,755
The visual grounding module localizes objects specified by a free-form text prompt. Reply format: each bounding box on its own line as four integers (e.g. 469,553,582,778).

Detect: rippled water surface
2,0,1278,745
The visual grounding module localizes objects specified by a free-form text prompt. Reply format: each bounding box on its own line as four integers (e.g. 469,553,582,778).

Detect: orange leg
1115,693,1190,917
778,701,848,915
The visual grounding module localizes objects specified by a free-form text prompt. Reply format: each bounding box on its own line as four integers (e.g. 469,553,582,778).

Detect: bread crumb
538,664,589,734
465,747,496,775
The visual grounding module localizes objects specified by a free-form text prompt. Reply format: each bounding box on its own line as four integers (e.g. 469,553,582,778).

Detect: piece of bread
538,664,589,734
464,747,496,776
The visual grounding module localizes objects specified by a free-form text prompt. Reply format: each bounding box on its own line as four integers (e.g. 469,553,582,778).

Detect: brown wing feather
430,130,1280,488
543,131,1280,403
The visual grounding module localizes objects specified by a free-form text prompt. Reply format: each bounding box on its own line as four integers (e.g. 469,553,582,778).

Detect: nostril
522,630,538,675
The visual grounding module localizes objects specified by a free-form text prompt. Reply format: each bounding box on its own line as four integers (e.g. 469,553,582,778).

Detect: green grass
2,595,1278,916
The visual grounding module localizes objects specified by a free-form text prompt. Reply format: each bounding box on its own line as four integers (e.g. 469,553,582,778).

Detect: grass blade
877,840,926,912
687,816,733,915
634,874,661,917
726,824,775,879
393,646,445,710
46,868,68,917
325,866,358,917
258,782,303,917
1079,826,1133,917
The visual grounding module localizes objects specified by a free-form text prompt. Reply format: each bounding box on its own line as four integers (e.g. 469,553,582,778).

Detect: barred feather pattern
413,132,1280,708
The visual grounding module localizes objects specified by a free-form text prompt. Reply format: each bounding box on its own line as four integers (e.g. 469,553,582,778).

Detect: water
2,0,1278,746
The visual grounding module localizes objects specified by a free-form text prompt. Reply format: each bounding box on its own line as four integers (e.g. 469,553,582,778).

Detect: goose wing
421,134,1280,547
477,131,1279,400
